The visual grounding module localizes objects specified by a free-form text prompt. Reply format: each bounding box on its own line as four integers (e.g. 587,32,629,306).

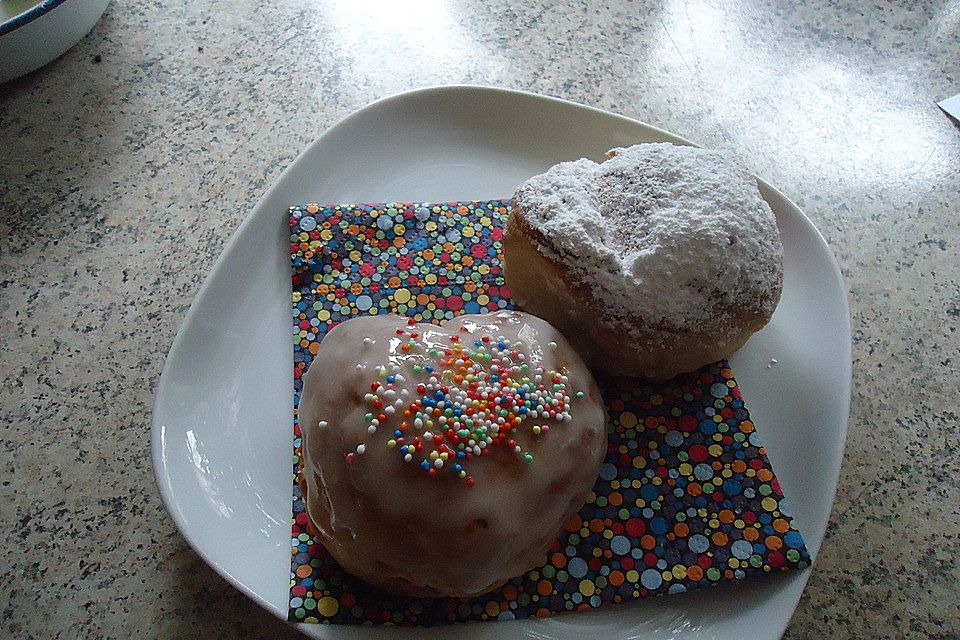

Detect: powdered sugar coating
512,143,783,332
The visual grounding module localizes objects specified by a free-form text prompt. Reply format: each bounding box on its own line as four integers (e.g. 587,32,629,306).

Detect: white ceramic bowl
0,0,110,83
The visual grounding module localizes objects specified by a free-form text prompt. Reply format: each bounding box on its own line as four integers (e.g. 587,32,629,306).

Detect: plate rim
151,84,851,635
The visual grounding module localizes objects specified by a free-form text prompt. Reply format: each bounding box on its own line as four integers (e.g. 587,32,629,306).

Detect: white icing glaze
512,143,783,332
299,311,607,597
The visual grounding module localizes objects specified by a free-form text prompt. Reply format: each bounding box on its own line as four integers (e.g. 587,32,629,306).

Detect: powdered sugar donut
503,143,783,380
298,311,607,598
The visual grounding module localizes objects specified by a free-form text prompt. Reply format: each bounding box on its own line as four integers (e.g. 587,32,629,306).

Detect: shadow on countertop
163,549,303,640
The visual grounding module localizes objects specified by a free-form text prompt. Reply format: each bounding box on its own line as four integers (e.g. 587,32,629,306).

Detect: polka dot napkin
288,201,810,625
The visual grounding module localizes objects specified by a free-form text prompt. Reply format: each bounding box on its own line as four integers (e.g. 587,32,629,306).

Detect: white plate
152,86,850,639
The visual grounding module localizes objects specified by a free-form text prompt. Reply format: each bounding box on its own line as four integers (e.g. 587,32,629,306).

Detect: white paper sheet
938,93,960,123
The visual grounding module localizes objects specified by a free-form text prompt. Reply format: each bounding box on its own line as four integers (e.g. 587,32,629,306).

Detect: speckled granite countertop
1,1,958,638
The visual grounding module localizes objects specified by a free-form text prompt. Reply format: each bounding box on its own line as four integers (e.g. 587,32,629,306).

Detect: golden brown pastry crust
503,213,775,380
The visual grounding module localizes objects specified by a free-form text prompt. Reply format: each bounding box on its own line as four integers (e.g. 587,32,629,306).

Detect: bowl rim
0,0,72,37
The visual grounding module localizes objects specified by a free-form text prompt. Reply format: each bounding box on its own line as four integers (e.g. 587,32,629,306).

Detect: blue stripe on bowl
0,0,72,38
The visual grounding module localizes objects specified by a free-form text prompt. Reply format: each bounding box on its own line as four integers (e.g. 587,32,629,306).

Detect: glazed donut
503,143,783,380
298,310,607,598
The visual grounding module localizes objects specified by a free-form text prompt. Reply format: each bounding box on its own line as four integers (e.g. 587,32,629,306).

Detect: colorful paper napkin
288,201,810,625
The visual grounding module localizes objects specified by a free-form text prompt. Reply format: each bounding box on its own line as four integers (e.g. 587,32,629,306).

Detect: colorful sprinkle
344,329,579,481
